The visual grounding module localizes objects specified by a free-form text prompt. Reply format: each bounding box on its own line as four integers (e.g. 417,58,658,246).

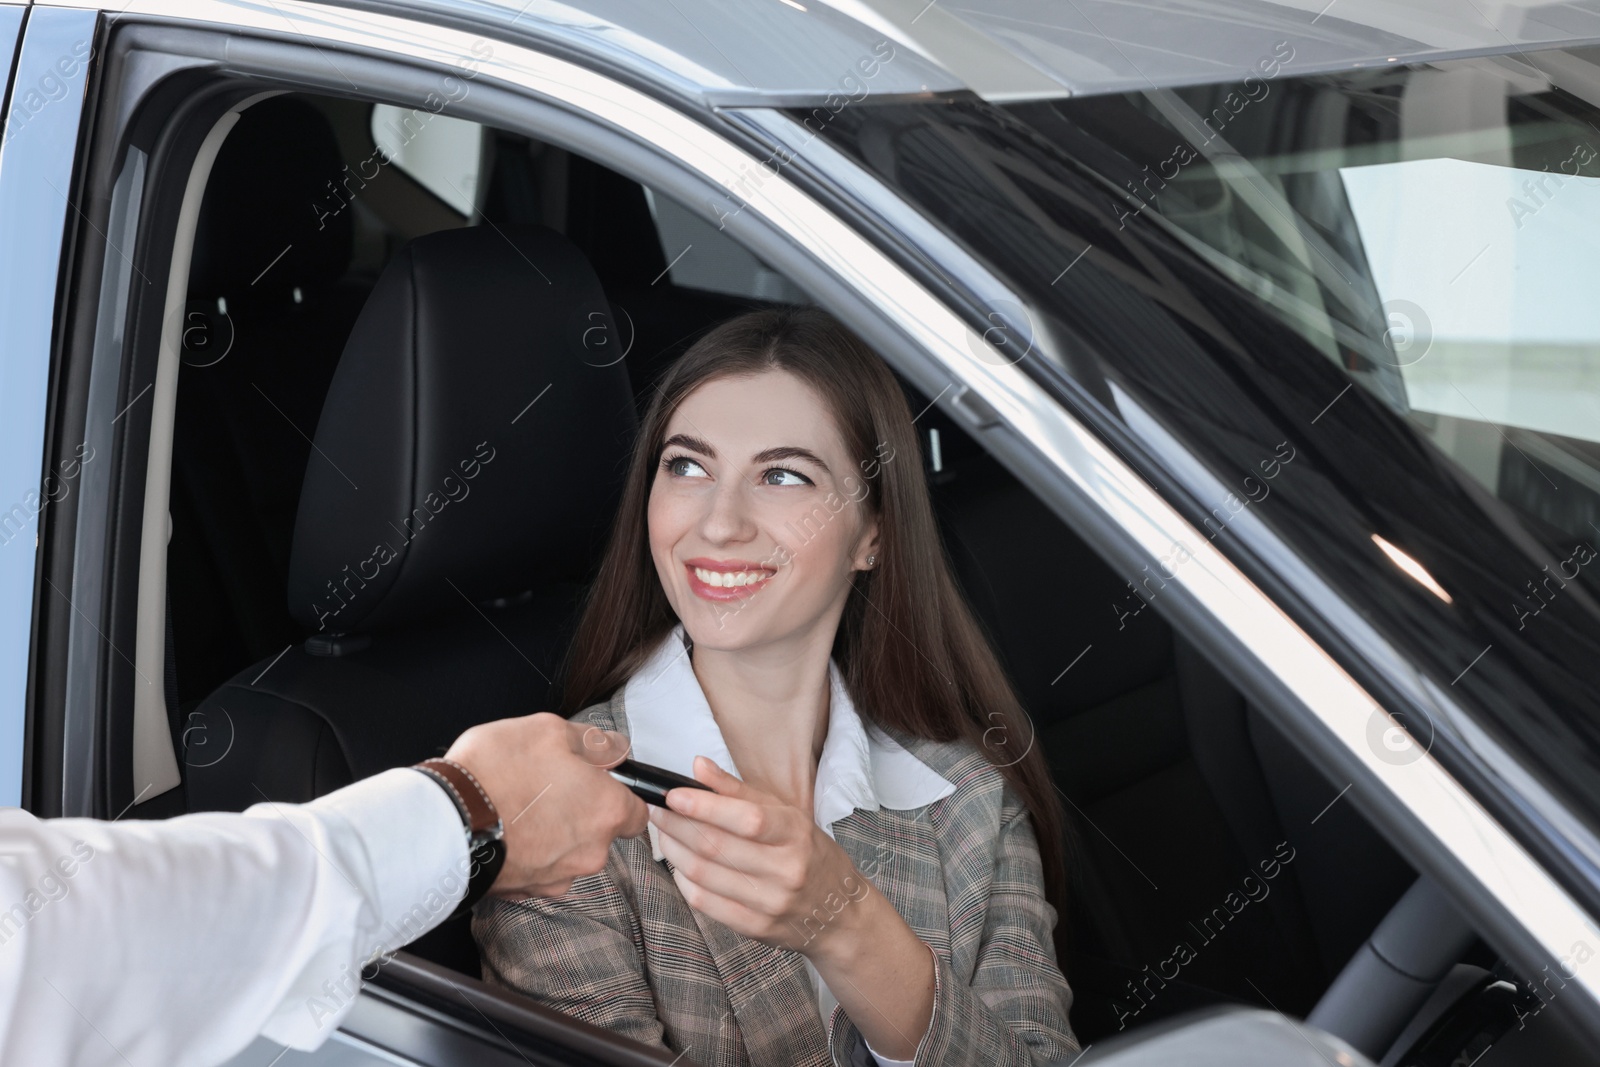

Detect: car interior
133,87,1558,1058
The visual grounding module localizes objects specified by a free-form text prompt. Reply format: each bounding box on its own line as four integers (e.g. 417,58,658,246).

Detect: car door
21,1,1600,1065
0,0,99,820
0,0,28,805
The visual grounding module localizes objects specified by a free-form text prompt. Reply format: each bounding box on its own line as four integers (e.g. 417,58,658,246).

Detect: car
3,0,1600,1063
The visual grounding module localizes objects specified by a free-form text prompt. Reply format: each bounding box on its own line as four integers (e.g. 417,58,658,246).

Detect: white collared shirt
0,768,467,1066
623,625,954,1065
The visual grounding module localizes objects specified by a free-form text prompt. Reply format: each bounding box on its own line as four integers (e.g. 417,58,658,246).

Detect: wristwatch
412,757,506,920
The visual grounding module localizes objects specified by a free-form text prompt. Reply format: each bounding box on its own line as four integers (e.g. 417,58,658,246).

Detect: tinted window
641,187,807,302
1085,58,1600,547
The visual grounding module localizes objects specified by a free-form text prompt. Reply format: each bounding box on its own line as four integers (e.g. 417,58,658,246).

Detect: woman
474,308,1076,1066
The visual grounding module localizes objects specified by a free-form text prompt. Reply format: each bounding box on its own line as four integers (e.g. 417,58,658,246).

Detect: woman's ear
854,517,881,572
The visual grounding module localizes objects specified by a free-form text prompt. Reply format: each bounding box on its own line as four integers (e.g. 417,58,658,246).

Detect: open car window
124,79,1425,1062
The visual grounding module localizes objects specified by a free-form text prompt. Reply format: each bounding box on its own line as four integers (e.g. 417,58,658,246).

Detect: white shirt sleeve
864,1042,918,1067
0,767,468,1067
807,957,921,1066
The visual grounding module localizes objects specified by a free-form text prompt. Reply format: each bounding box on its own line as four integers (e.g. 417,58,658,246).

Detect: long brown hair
561,307,1068,941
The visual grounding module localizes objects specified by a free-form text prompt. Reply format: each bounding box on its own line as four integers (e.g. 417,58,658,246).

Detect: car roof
331,0,1600,104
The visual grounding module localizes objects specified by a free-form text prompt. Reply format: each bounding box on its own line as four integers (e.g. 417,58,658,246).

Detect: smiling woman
656,414,895,623
472,308,1077,1066
650,370,879,636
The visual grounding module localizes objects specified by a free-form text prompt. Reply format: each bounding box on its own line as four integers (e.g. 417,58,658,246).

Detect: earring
866,555,877,567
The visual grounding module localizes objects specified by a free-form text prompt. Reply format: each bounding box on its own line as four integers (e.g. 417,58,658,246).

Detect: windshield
794,46,1600,846
1053,53,1600,545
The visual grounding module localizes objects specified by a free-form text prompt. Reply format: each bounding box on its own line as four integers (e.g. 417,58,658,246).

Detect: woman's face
647,369,879,654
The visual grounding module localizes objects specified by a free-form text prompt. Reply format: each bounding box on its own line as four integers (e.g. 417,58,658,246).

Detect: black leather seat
171,96,377,701
922,409,1414,1042
490,149,769,412
184,223,636,814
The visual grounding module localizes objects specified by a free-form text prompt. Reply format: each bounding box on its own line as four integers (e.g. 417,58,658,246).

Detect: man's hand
444,714,647,897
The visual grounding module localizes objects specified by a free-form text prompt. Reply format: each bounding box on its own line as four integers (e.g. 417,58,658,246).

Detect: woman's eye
664,455,709,479
763,468,811,487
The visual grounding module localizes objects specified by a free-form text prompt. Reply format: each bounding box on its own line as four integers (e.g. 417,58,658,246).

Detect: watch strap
413,758,506,919
414,757,500,834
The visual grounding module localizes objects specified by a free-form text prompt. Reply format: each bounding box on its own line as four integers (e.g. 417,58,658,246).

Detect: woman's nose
698,478,756,543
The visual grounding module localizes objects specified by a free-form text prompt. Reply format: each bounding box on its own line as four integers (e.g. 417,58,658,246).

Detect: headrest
190,96,353,300
287,224,637,635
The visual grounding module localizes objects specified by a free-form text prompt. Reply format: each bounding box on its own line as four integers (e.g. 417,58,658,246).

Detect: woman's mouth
684,561,777,601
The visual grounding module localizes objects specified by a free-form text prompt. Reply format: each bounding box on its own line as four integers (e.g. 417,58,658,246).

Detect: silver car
3,1,1599,1064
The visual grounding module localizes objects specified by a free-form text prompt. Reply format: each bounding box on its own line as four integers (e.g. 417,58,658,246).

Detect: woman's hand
649,756,871,954
653,756,937,1060
652,758,934,1062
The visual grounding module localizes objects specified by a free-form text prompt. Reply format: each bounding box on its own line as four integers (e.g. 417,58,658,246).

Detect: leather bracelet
413,758,506,920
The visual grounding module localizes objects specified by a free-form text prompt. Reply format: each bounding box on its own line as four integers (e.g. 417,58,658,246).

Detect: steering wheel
1305,876,1476,1060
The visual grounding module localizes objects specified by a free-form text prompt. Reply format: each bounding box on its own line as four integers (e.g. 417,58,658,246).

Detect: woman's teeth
693,567,770,588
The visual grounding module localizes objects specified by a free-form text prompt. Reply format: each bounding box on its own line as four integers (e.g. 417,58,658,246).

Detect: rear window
641,186,807,302
370,104,484,216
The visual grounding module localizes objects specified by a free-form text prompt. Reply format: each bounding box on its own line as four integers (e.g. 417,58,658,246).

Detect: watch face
470,839,507,886
452,838,508,919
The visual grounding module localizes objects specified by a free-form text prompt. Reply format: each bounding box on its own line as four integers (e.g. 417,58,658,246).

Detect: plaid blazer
473,692,1078,1067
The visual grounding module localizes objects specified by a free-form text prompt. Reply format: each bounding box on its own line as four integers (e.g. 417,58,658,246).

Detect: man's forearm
0,768,466,1067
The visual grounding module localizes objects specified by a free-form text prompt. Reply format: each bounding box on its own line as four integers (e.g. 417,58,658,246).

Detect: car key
610,758,713,807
